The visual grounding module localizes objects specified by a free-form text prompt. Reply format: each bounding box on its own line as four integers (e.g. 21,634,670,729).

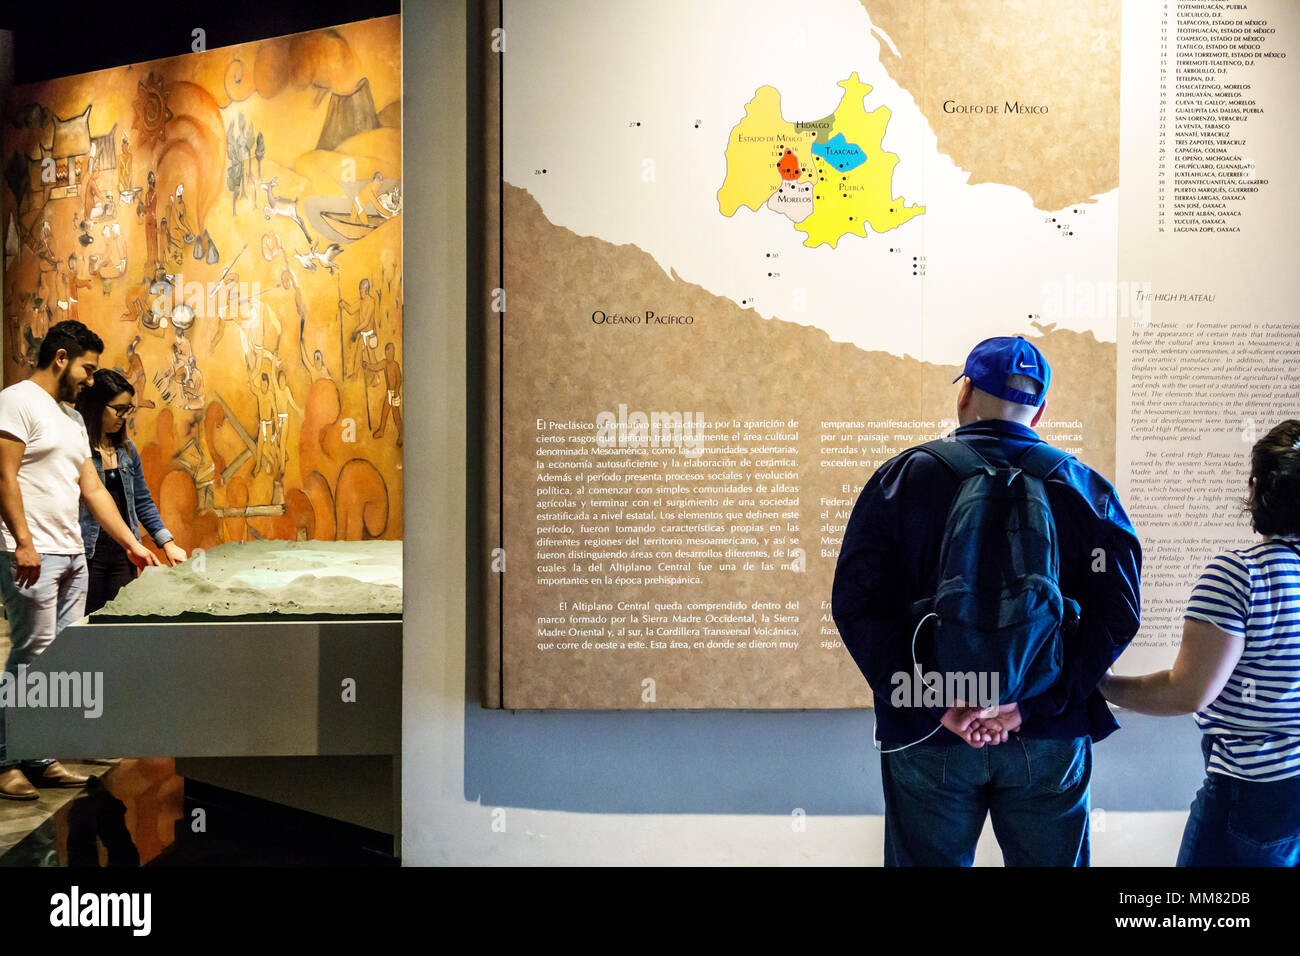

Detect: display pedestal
5,618,400,842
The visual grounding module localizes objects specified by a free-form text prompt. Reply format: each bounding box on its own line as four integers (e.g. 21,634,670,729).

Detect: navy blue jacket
79,437,173,560
832,419,1142,745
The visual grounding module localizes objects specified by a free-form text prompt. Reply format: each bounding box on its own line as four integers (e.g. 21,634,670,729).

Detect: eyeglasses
107,403,137,418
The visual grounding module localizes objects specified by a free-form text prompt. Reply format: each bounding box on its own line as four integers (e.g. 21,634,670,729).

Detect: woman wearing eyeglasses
74,368,187,613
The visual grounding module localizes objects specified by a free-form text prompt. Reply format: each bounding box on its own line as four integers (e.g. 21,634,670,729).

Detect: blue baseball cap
952,336,1050,407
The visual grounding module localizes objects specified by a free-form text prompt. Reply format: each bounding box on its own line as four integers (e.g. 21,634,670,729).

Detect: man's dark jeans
881,735,1091,866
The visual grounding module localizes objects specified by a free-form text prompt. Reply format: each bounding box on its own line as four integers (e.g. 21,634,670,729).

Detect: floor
0,761,113,859
1,758,183,865
1,755,397,866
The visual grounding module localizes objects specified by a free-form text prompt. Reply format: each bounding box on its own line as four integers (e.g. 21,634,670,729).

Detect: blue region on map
811,132,866,172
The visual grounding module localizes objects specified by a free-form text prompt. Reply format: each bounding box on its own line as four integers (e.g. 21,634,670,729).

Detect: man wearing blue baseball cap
832,335,1142,866
953,335,1052,412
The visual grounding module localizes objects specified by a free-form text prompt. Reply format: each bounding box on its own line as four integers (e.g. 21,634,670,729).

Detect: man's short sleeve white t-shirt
0,379,91,554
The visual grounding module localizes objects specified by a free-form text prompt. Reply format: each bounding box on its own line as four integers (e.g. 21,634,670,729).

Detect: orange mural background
1,15,403,553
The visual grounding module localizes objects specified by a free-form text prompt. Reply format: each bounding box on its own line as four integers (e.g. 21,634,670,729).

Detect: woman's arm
1100,617,1245,715
124,439,172,546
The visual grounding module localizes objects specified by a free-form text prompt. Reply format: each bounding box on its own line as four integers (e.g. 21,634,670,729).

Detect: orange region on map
778,149,802,181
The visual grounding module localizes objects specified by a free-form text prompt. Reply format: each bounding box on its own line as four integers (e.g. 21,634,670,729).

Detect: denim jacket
79,437,173,559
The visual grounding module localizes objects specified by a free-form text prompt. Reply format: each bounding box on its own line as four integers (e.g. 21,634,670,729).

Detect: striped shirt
1185,537,1300,781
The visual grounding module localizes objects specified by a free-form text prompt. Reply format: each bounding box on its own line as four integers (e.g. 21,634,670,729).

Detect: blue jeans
1177,736,1300,866
0,551,89,768
881,735,1091,866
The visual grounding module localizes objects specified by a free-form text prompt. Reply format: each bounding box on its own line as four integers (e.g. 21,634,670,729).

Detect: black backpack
910,437,1081,706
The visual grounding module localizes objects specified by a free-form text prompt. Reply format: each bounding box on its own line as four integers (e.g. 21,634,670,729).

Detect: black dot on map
767,272,772,277
1051,218,1056,222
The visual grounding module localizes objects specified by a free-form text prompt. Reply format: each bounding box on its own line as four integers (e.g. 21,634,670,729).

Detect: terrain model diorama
93,539,401,620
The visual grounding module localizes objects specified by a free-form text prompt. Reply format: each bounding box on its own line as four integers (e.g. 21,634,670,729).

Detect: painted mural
1,16,403,551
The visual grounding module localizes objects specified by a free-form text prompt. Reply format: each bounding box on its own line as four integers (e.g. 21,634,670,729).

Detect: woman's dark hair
75,367,134,451
1247,420,1300,537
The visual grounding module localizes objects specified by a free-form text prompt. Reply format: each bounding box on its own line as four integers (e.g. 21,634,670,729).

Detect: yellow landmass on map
717,86,814,216
796,72,924,248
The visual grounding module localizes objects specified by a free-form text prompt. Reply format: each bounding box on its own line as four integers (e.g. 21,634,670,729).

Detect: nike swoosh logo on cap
1018,361,1036,369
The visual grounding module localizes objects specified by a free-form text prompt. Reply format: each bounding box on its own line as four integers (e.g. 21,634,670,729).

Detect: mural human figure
340,277,378,378
279,267,311,370
89,224,128,290
236,293,282,369
123,336,155,436
173,329,204,412
250,343,301,474
248,365,279,480
154,317,193,403
118,135,133,196
155,314,212,495
209,275,244,351
30,220,59,311
66,254,91,324
143,171,159,274
81,144,106,225
161,215,185,269
164,183,206,262
17,295,46,367
363,342,403,448
129,262,174,339
273,369,302,472
310,349,333,382
352,171,394,227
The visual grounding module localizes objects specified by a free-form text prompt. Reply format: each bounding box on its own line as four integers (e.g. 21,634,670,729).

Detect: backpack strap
916,437,996,481
1017,442,1074,482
